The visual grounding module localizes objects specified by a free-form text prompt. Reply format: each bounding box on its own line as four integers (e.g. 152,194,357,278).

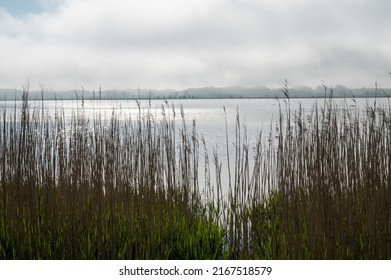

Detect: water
13,97,384,156
1,97,388,195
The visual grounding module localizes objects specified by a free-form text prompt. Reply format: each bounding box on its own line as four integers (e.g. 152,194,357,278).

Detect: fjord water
14,97,380,149
1,97,388,194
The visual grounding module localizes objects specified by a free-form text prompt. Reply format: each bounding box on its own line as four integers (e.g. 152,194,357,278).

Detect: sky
0,0,390,90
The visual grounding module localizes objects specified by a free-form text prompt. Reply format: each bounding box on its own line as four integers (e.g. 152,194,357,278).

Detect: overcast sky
0,0,390,90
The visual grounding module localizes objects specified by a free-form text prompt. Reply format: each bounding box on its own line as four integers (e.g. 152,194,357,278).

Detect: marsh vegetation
1,87,390,259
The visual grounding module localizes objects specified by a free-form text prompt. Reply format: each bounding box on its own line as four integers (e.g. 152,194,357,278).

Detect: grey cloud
0,0,391,90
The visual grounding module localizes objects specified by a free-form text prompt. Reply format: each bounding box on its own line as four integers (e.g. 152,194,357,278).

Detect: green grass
1,87,391,259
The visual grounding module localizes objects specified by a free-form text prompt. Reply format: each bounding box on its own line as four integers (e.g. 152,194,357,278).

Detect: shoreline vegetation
1,86,391,259
0,84,390,100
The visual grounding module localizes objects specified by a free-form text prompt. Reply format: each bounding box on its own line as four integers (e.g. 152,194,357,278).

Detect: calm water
1,97,388,194
14,97,385,154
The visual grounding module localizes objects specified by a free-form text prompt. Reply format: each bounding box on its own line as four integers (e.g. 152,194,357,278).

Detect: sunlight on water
1,97,388,196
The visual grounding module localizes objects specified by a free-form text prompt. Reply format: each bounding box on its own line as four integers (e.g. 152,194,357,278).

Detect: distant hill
0,85,390,100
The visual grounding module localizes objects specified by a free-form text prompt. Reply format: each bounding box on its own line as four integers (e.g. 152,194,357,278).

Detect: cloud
0,0,390,90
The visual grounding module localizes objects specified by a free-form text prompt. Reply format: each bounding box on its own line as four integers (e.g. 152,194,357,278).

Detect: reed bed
1,87,391,259
242,90,391,259
0,91,224,259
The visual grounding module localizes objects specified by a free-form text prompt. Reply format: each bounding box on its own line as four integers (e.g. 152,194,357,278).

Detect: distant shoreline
1,85,390,101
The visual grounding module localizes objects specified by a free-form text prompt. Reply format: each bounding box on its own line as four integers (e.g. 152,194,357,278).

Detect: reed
1,86,391,259
243,88,391,259
0,90,225,259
